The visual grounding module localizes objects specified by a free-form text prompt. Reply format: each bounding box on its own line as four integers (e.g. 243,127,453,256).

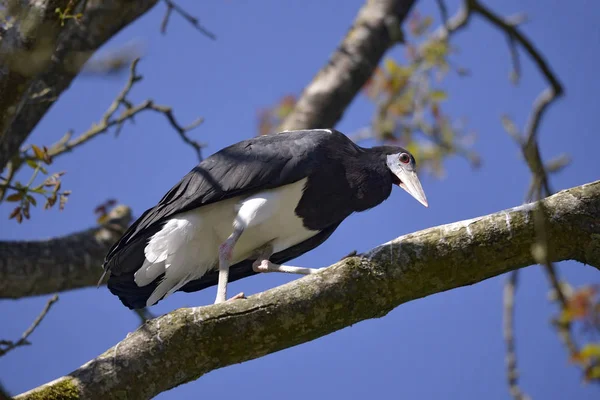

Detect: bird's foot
214,291,245,304
252,259,319,275
227,292,246,301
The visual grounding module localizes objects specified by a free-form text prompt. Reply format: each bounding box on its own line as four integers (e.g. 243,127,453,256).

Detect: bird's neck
345,150,393,212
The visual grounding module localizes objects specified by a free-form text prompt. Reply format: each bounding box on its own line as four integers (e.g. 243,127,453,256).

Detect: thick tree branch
16,180,600,400
0,0,160,172
279,0,417,131
0,205,131,298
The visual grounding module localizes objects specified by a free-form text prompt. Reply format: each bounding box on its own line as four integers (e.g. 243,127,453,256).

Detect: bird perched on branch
101,129,428,309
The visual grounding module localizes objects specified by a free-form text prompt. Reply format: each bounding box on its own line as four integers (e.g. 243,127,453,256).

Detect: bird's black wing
103,129,355,276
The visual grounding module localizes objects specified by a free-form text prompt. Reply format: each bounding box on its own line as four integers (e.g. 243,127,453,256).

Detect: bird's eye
399,153,410,164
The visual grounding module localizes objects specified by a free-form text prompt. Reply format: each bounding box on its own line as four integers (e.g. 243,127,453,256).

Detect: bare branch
0,204,132,299
40,58,205,162
468,0,563,96
148,103,204,161
15,180,600,400
435,0,450,34
0,58,204,222
160,0,216,40
503,271,531,400
485,0,573,370
280,0,418,131
0,0,161,172
0,294,58,357
80,42,143,77
506,34,521,84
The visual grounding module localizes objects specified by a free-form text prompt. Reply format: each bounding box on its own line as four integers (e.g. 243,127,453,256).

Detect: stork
101,129,428,309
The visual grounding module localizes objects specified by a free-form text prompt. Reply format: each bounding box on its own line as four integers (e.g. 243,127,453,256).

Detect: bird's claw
227,292,246,301
252,259,270,273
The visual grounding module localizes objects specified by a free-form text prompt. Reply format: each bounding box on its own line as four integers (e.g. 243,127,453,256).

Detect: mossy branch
16,180,600,400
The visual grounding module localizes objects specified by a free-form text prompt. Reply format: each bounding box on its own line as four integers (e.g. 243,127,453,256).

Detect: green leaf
580,343,600,359
429,90,448,102
26,195,37,207
26,159,38,169
30,185,46,194
31,145,45,161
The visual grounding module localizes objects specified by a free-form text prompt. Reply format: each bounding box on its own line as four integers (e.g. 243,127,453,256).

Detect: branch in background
40,58,204,162
351,6,482,177
160,0,215,39
14,181,600,400
80,41,144,77
434,0,450,35
280,0,418,131
0,294,58,357
0,0,161,173
426,0,568,394
0,58,204,221
468,0,563,93
503,271,531,400
0,204,132,299
478,0,578,384
0,381,10,400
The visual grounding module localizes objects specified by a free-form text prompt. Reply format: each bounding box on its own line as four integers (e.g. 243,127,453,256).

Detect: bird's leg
252,260,320,275
251,245,320,275
215,227,245,304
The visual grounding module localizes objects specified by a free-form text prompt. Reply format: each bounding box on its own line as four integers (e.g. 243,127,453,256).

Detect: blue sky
1,0,599,398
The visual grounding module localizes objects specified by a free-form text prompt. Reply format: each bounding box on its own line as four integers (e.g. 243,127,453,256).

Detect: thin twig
435,0,450,34
468,0,563,95
506,34,521,84
161,0,216,40
0,294,58,357
503,271,531,400
31,58,205,162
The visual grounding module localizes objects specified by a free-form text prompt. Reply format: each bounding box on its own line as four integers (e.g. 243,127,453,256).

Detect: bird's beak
394,169,429,208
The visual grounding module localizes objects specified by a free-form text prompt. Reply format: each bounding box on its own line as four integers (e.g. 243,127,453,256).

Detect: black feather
103,129,408,309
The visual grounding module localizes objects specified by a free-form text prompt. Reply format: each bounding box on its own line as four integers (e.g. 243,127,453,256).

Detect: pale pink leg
252,259,319,275
215,230,242,304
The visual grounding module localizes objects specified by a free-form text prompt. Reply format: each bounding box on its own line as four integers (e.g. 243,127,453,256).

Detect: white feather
139,178,318,306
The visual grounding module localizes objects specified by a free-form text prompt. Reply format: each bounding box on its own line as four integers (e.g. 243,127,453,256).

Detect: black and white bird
102,129,428,309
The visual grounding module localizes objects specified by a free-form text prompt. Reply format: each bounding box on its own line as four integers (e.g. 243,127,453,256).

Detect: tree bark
15,180,600,400
0,0,159,172
0,205,131,298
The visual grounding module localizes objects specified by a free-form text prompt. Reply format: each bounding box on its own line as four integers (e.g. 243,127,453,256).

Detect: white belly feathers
134,178,317,306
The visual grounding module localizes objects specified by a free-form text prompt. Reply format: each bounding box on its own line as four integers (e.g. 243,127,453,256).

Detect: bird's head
377,146,428,208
